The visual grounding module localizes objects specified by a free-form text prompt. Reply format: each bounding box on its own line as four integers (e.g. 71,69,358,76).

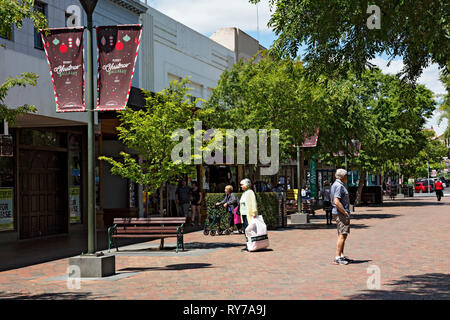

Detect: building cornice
109,0,148,14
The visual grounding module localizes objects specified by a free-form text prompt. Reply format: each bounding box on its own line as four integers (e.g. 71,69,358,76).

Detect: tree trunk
159,184,164,216
355,171,366,206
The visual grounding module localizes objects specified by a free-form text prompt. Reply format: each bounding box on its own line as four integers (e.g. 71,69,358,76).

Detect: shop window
20,129,67,148
69,134,82,223
0,157,14,231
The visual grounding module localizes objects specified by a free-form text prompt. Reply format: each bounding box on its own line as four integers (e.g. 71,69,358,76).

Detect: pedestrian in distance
167,182,178,217
320,181,332,225
176,180,191,221
434,179,444,201
215,185,241,234
330,169,352,265
239,178,258,251
190,181,202,227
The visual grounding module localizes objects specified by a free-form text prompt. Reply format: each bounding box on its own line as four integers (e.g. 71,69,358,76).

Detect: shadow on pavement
347,273,450,299
380,201,450,208
183,242,243,250
284,223,369,230
312,212,401,220
350,214,401,220
116,242,242,253
118,263,213,272
0,228,208,272
348,259,372,264
0,291,108,300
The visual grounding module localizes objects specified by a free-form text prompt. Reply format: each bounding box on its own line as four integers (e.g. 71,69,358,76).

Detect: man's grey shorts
333,212,350,235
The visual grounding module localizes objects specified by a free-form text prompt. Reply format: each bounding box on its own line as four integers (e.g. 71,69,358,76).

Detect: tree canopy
202,55,320,162
1,0,48,123
0,0,47,36
99,79,200,214
250,0,449,81
315,68,436,179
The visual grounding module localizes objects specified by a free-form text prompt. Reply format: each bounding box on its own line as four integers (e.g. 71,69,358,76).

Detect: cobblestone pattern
0,198,448,300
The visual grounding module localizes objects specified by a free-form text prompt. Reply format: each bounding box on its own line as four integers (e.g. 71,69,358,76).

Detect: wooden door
19,150,67,239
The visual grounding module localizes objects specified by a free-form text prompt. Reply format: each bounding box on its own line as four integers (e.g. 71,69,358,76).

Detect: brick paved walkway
0,197,448,300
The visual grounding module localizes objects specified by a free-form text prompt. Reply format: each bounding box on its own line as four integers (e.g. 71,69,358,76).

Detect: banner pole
297,145,302,214
86,11,96,255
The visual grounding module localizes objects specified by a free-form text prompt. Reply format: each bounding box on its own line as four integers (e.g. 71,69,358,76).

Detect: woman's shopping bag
233,205,241,225
245,215,269,252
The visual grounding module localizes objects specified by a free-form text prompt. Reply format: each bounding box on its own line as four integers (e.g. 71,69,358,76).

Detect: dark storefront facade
0,126,87,242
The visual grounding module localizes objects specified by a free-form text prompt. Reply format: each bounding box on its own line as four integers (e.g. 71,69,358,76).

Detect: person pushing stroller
215,185,242,234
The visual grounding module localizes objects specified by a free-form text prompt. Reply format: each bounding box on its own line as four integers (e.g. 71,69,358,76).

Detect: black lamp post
79,0,99,255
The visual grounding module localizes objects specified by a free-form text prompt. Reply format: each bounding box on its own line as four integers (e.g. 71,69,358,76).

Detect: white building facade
0,0,235,243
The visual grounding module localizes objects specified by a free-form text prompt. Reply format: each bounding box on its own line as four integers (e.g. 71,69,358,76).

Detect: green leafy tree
250,0,449,81
99,79,200,215
202,55,320,163
438,69,450,139
0,73,39,125
402,130,449,178
1,0,48,124
315,69,436,204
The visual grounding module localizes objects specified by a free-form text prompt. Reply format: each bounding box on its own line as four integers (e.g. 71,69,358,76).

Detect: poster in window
0,187,13,230
69,186,81,223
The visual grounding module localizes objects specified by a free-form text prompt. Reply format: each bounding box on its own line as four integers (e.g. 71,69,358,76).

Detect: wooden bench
107,217,186,253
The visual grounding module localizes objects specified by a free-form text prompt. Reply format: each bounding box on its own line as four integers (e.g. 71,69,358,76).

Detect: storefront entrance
19,149,68,239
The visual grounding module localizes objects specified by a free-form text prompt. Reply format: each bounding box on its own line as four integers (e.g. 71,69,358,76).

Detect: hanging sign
40,27,85,112
96,24,142,111
0,135,13,157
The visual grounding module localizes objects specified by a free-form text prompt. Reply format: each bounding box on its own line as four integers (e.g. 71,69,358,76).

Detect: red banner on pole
41,28,85,112
96,25,142,111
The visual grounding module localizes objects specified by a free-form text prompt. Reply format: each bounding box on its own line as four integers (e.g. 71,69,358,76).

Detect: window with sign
0,157,14,231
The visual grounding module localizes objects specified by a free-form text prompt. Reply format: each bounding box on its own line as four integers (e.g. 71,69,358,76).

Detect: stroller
203,205,232,236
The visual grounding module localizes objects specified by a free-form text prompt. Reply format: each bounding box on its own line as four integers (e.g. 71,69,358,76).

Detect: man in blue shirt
330,169,352,265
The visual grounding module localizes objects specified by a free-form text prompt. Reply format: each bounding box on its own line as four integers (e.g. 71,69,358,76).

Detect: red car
415,181,433,193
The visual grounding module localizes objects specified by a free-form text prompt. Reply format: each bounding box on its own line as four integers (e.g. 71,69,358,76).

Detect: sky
149,0,448,136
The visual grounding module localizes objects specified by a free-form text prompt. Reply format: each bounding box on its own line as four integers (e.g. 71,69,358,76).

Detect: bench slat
115,230,178,234
116,226,179,231
113,221,185,225
112,234,179,238
113,218,186,222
